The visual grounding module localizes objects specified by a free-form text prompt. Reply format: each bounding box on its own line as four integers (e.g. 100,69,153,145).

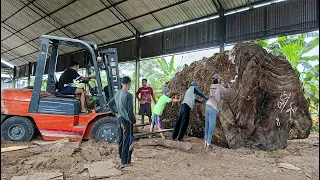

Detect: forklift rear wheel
90,116,118,143
1,116,35,142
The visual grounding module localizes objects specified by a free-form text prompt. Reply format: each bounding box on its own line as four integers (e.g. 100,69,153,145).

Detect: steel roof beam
1,22,40,50
29,1,77,38
1,0,36,23
77,0,191,38
150,14,165,28
104,0,138,34
1,0,78,42
2,0,190,54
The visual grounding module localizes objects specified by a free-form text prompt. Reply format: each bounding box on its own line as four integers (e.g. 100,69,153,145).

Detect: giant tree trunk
162,43,312,150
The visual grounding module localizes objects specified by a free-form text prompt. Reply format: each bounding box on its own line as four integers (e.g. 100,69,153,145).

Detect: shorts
60,86,77,95
151,114,162,129
139,103,152,117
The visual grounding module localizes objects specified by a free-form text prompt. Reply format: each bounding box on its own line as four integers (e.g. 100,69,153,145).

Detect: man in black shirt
58,61,95,113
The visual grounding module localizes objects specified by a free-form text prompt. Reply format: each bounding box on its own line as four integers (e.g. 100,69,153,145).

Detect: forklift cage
29,35,108,113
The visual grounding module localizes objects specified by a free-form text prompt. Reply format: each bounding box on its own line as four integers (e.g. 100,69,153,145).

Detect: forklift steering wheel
79,79,89,84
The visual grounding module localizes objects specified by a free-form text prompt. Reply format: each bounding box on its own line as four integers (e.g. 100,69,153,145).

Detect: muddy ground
1,131,319,180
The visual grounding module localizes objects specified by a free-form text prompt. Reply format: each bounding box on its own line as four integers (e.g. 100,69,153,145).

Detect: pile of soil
1,139,117,180
1,132,318,180
162,43,312,150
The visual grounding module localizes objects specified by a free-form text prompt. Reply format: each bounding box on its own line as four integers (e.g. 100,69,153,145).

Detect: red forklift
1,35,121,142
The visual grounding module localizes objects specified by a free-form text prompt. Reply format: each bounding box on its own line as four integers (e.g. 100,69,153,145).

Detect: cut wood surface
162,43,312,150
137,138,192,151
1,145,36,153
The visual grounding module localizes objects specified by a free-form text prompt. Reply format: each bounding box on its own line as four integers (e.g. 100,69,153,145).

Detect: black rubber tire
1,116,35,142
90,116,118,143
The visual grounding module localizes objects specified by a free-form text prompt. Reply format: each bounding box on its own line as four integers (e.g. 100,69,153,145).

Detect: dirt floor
1,130,319,180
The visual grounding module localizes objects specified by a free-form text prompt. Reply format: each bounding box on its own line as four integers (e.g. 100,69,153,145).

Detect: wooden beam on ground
1,145,36,153
134,128,173,138
135,123,151,127
137,138,192,151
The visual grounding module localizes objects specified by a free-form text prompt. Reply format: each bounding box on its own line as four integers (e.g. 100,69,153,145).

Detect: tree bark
162,43,312,150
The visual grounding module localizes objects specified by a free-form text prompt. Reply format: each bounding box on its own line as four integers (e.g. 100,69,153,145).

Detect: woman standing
205,74,230,151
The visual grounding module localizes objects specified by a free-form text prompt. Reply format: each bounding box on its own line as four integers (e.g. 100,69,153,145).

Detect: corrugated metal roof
1,0,277,66
109,23,133,40
81,34,104,45
28,4,46,17
2,35,26,49
11,44,37,56
33,0,76,14
11,59,26,66
50,0,105,26
1,47,8,53
2,53,16,62
5,6,42,30
20,19,57,39
66,9,120,36
1,26,12,40
179,0,217,20
94,25,125,43
1,0,25,20
130,14,162,33
153,5,190,27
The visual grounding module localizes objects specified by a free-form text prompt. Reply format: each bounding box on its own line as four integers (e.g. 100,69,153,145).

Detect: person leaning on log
150,87,181,139
204,74,230,151
172,81,208,141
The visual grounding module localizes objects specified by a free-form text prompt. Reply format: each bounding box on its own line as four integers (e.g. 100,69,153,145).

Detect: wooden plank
32,138,70,146
1,146,29,153
137,138,192,151
135,123,151,127
134,128,173,138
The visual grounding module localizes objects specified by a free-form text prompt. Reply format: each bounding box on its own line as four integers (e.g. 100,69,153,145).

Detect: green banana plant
156,55,176,79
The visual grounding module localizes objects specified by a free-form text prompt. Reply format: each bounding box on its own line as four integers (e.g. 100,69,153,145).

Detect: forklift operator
58,61,95,113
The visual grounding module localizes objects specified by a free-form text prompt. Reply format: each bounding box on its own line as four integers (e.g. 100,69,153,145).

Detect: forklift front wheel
1,116,35,142
90,116,118,143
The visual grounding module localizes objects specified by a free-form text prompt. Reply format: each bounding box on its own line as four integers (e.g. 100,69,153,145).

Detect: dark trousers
172,103,191,141
117,117,133,165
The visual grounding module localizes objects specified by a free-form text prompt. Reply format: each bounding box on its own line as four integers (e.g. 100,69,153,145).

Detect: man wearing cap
172,81,208,141
205,74,230,151
109,76,136,168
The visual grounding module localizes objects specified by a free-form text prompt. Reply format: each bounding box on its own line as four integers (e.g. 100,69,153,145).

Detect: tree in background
141,56,183,99
255,32,319,130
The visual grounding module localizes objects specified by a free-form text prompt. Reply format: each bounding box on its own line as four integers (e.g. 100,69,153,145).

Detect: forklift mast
100,48,120,100
86,48,120,101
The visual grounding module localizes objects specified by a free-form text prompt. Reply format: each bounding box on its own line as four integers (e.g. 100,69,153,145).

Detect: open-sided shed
1,0,319,79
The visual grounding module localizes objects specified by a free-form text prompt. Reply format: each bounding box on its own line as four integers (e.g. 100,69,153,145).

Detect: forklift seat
49,75,76,98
